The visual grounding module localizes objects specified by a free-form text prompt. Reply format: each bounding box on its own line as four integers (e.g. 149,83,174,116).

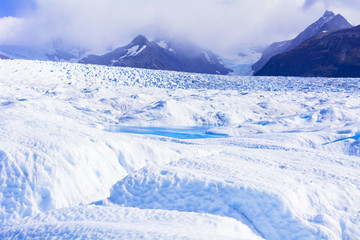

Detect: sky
0,0,359,57
0,0,36,18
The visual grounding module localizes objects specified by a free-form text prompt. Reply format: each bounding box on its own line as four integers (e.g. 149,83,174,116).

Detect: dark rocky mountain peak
129,34,150,47
254,25,360,77
252,10,353,73
323,10,335,17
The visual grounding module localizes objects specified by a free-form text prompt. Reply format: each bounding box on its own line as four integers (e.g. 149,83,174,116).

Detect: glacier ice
0,59,359,239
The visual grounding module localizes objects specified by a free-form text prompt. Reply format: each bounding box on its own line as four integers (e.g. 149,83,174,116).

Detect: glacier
0,59,359,239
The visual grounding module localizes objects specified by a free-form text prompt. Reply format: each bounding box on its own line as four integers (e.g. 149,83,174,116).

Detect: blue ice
323,130,360,145
104,126,228,139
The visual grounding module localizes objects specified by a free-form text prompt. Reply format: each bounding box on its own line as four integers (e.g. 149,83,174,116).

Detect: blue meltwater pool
104,126,228,139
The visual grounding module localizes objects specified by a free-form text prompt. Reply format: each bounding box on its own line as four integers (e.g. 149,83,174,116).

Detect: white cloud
0,17,26,45
0,0,359,57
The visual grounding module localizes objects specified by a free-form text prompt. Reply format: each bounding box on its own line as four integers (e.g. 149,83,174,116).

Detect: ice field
0,60,360,239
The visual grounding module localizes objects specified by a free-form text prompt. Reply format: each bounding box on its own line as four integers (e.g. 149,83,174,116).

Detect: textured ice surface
0,59,359,239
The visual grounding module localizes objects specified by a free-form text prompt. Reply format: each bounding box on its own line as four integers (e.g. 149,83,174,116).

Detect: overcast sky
0,0,359,57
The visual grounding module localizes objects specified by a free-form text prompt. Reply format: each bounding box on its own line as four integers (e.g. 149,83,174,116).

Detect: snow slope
1,206,262,240
0,59,359,239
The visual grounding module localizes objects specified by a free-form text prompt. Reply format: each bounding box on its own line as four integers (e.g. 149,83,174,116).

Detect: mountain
254,25,360,77
0,53,9,59
79,35,232,75
0,42,86,62
252,10,353,73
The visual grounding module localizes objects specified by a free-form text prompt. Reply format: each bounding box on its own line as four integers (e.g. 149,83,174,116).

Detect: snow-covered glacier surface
0,59,360,239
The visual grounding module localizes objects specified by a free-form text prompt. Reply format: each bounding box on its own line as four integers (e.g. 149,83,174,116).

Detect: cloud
301,0,360,26
0,0,359,57
303,0,318,9
303,0,360,10
0,17,27,44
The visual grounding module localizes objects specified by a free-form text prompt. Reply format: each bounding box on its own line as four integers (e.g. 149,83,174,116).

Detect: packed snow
0,59,359,239
156,40,175,53
156,40,168,49
119,45,147,60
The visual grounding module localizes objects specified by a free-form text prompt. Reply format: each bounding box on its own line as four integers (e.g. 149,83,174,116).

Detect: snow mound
120,45,147,59
0,205,262,240
102,142,360,239
104,166,316,239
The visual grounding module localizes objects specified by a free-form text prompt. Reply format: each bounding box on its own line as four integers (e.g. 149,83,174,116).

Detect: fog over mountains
0,8,358,77
0,35,232,75
3,0,360,56
80,35,231,75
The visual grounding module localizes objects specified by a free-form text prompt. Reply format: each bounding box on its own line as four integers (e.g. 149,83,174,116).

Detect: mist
0,0,359,57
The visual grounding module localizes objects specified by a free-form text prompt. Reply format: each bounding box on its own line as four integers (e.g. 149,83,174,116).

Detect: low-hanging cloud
303,0,319,9
0,0,359,57
304,0,360,9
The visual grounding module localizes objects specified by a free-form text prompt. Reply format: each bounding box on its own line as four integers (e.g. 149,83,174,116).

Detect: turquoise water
105,126,228,139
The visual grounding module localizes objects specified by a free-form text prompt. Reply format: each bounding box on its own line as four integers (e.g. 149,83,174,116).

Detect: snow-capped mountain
255,25,360,77
252,10,353,73
79,35,232,75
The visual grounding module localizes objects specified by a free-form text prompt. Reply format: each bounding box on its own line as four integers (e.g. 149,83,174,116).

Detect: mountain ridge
254,25,360,77
79,35,232,75
252,10,353,73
